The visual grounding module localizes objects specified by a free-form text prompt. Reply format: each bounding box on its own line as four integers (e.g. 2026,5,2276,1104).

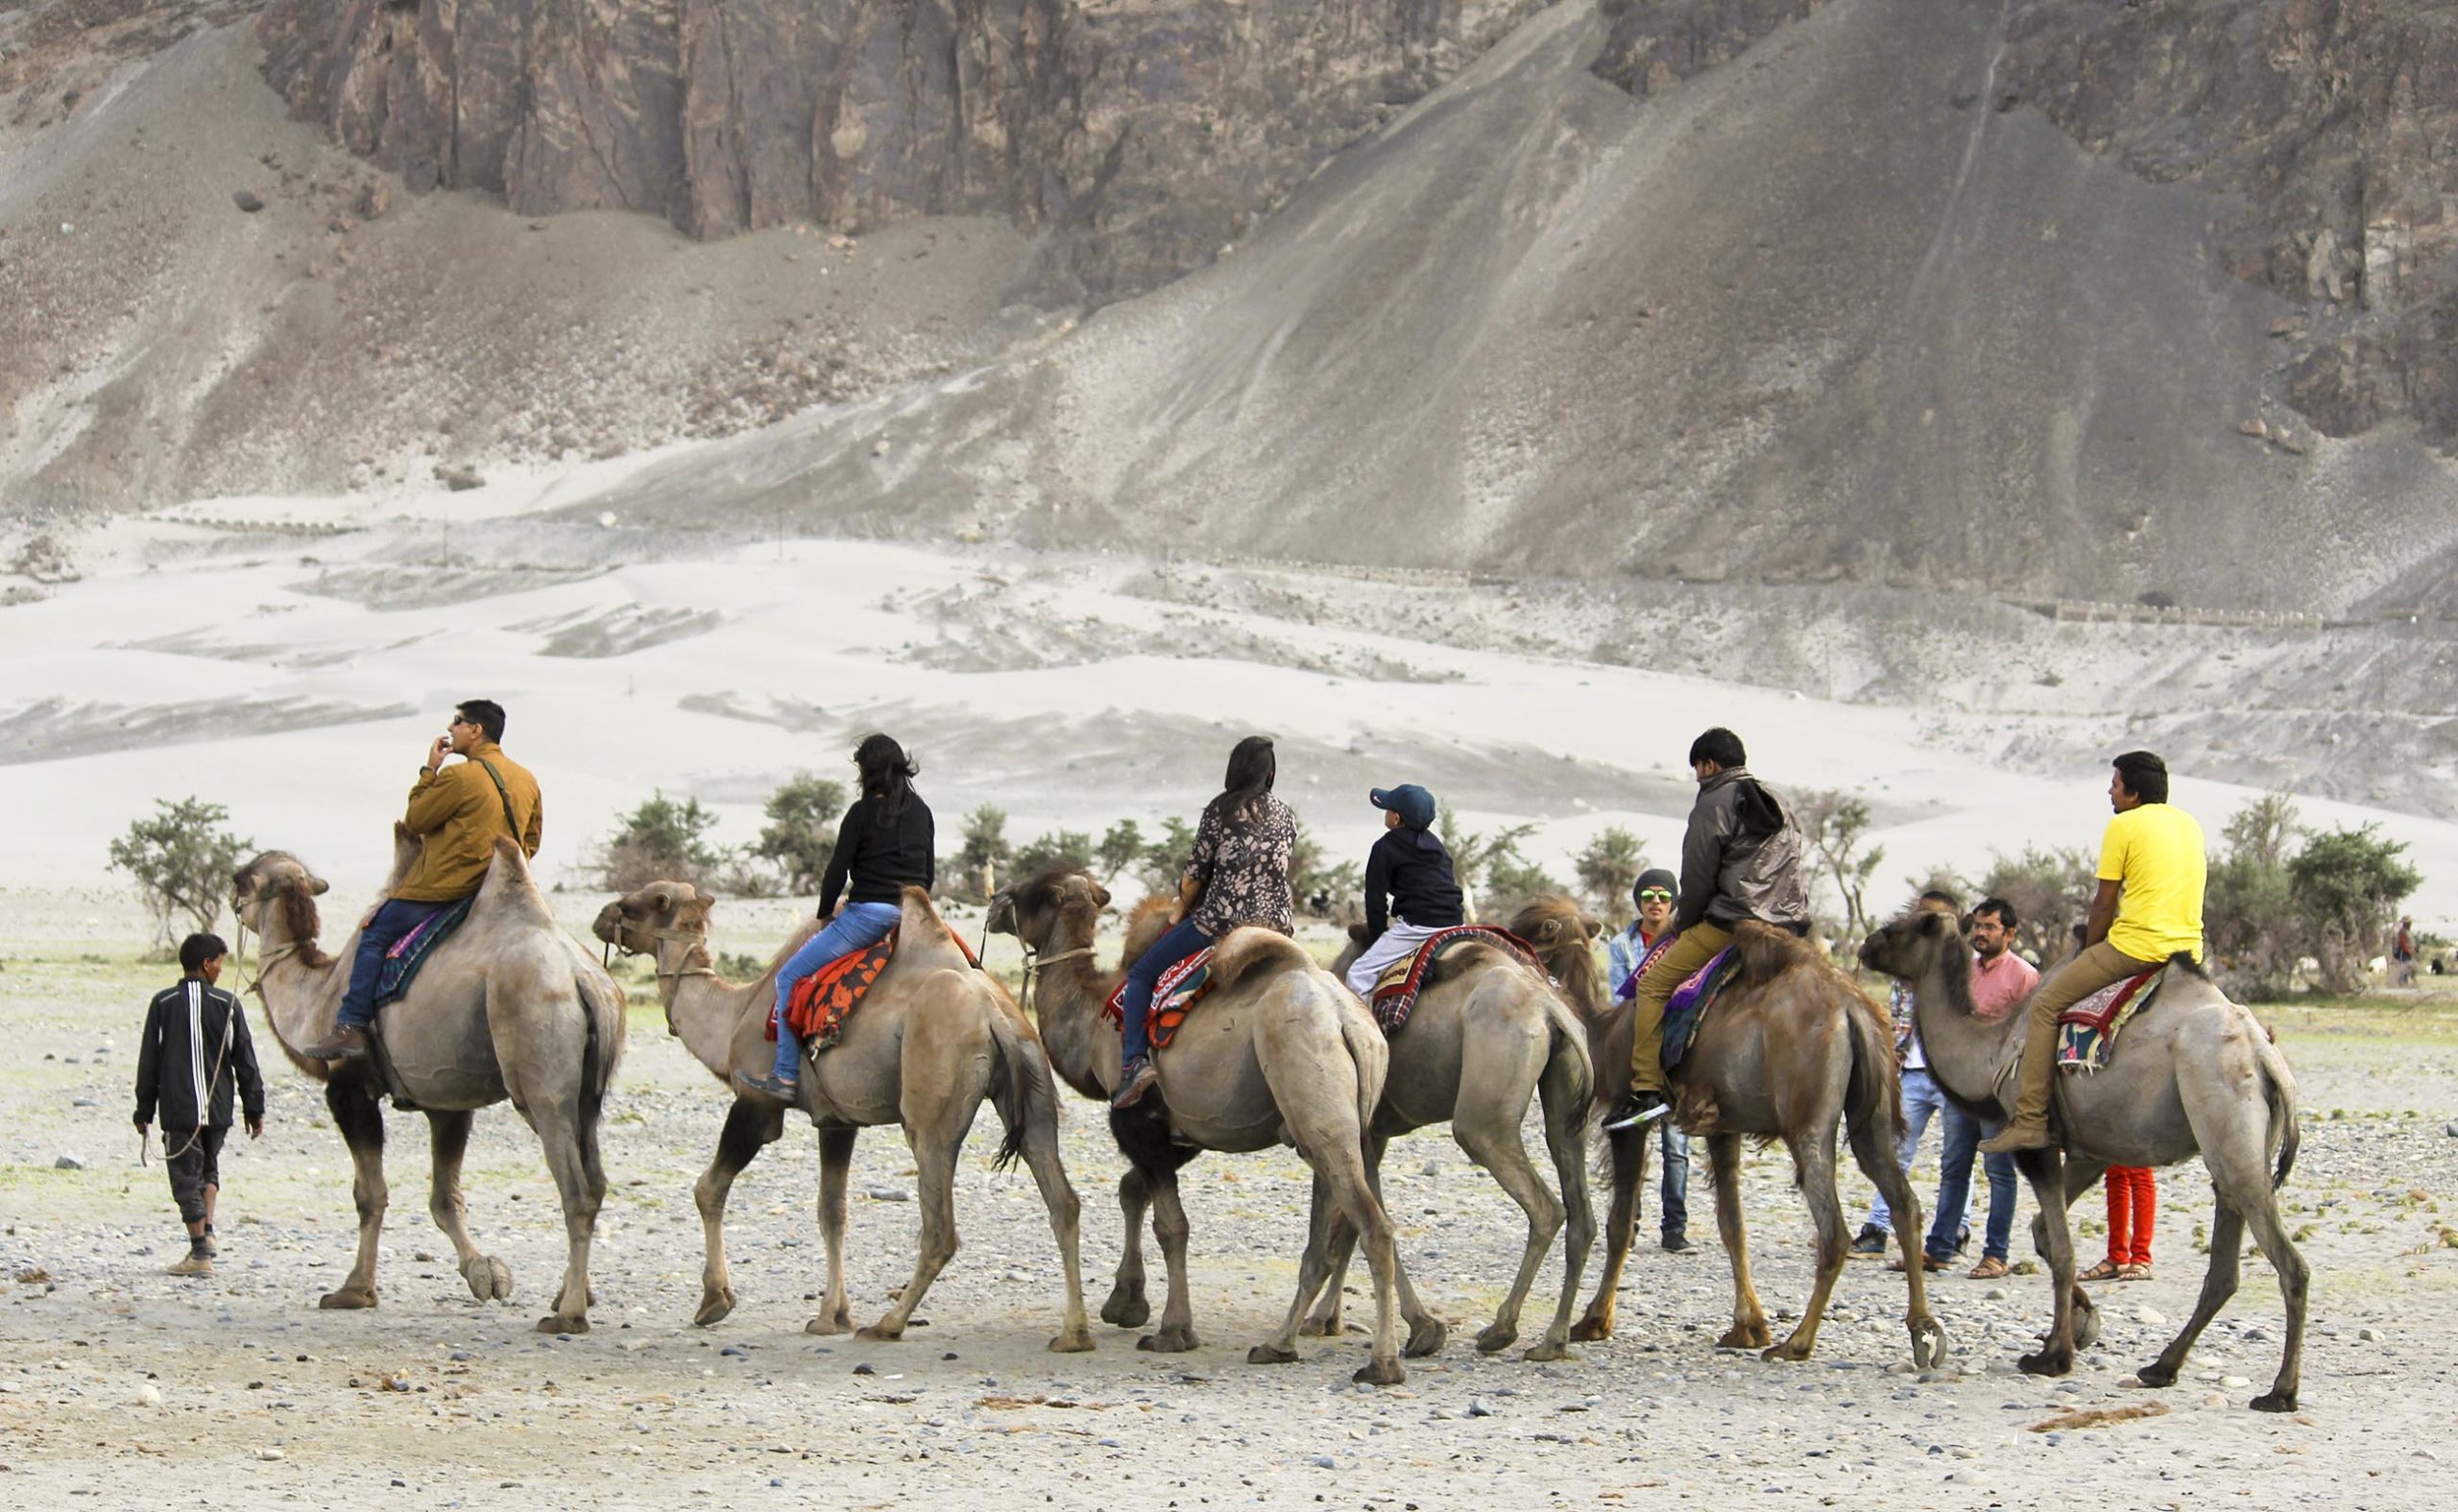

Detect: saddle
1101,948,1216,1050
770,929,899,1052
1367,925,1545,1035
2055,967,2165,1072
373,895,476,1009
1658,946,1740,1071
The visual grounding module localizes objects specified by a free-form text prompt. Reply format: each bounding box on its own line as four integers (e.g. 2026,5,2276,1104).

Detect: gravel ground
5,894,2457,1508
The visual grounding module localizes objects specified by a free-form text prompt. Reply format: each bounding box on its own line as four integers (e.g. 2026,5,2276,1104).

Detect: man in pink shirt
1943,897,2039,1278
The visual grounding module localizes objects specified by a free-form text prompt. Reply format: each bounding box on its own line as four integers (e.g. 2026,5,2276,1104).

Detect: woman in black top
1114,735,1298,1108
737,733,934,1102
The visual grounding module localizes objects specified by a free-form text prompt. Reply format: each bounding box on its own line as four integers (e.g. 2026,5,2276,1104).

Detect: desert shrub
109,797,253,950
751,773,846,895
1574,827,1646,928
596,791,724,891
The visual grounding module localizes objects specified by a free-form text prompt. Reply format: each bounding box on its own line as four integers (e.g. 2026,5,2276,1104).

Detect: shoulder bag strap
471,757,523,840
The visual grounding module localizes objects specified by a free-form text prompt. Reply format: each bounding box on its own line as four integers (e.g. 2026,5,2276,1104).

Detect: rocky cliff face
256,0,1549,301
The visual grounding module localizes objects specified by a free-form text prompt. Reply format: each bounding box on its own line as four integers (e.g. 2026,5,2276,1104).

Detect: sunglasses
1637,889,1674,902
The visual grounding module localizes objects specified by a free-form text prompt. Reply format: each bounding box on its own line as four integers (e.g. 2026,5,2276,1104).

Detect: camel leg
2174,1078,2307,1411
1457,1094,1565,1359
2235,1187,2309,1412
1100,1166,1155,1330
2015,1149,2081,1376
425,1110,512,1303
1254,1173,1348,1366
695,1097,786,1326
2058,1158,2109,1352
1572,1126,1645,1342
1300,1203,1355,1338
1848,1109,1945,1368
320,1084,386,1309
1011,1091,1096,1354
2138,1201,2242,1391
1707,1134,1771,1350
525,1092,603,1333
861,1117,965,1342
1318,1144,1406,1386
1764,1121,1853,1363
806,1127,857,1334
1138,1171,1202,1353
1527,1052,1599,1363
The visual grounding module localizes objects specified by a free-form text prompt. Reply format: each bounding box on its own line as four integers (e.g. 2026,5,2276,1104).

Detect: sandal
2078,1259,2123,1283
1966,1256,2011,1281
2118,1262,2153,1282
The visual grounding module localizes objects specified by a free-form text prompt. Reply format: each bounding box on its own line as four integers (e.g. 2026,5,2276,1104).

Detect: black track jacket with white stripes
134,978,265,1129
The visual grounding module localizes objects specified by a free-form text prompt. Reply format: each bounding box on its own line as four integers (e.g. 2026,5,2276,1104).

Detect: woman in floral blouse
1113,734,1297,1108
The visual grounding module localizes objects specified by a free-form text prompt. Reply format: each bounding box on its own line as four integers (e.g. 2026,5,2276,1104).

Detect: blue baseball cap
1370,784,1436,830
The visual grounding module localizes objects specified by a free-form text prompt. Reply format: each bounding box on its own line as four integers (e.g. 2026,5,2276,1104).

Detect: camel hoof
1137,1325,1199,1353
1760,1339,1814,1363
1910,1323,1948,1371
1352,1357,1406,1387
1299,1314,1342,1338
1474,1323,1518,1356
463,1255,514,1303
2133,1360,2179,1389
856,1323,904,1343
1405,1317,1448,1358
537,1314,587,1334
2017,1348,2074,1378
1246,1343,1301,1366
1716,1324,1771,1351
1569,1315,1613,1343
804,1312,851,1336
1048,1330,1096,1355
318,1287,376,1310
1099,1293,1151,1330
2250,1389,2298,1414
694,1289,736,1328
1522,1340,1576,1364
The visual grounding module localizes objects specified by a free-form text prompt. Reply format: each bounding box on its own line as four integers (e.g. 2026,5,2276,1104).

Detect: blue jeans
1865,1068,1951,1236
1119,917,1210,1068
1655,1123,1691,1241
337,898,452,1029
1940,1104,2019,1262
770,901,904,1080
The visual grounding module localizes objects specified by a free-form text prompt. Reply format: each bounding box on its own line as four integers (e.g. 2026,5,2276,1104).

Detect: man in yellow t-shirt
1981,752,2205,1153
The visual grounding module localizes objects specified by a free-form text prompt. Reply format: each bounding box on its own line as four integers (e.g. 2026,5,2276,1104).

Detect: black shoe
1661,1234,1697,1255
733,1069,799,1105
300,1024,368,1062
1955,1227,1972,1257
1601,1090,1669,1132
1849,1223,1888,1258
1112,1057,1160,1110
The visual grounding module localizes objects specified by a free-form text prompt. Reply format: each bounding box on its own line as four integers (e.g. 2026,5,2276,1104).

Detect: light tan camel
233,837,625,1332
1294,926,1597,1360
1515,897,1946,1367
985,866,1412,1385
1860,907,2306,1409
590,880,1094,1351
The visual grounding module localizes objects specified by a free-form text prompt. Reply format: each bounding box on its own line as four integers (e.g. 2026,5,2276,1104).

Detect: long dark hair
1203,735,1277,827
853,732,920,821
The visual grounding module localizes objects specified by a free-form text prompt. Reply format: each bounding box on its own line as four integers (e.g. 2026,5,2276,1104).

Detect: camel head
591,880,716,962
987,865,1109,954
1858,904,1963,981
1508,894,1606,1017
230,850,330,940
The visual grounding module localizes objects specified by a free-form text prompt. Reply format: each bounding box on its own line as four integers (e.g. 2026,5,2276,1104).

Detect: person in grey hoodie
1603,727,1810,1131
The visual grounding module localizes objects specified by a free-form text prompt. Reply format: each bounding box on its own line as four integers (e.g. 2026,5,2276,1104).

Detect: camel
985,866,1413,1385
590,880,1093,1352
232,835,625,1332
1859,908,2306,1409
1514,897,1946,1367
1293,926,1596,1361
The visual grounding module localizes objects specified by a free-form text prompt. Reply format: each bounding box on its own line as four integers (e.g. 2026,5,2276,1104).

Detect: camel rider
1603,728,1810,1131
1342,783,1465,1002
1981,751,2205,1154
1115,735,1297,1109
736,733,934,1104
302,700,541,1061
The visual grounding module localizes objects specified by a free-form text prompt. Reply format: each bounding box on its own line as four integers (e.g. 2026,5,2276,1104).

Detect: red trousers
2105,1165,2156,1266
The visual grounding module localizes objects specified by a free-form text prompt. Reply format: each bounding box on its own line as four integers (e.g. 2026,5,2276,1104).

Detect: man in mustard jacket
302,700,542,1061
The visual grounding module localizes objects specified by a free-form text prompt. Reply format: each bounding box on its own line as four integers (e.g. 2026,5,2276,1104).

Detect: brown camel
591,880,1093,1352
985,867,1412,1385
1860,907,2306,1409
1297,926,1597,1360
1514,897,1945,1367
233,836,625,1332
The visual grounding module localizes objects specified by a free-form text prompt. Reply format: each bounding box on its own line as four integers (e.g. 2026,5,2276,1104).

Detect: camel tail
1336,994,1389,1140
983,1001,1049,1174
1843,990,1904,1148
2260,1033,2301,1191
578,969,628,1109
1542,991,1596,1128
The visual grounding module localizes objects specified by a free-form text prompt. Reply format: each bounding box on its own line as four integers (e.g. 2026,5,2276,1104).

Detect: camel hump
895,887,976,962
1728,920,1816,983
473,838,555,926
1207,927,1313,994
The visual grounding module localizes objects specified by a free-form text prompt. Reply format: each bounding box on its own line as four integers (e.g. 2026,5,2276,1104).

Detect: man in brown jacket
302,699,542,1061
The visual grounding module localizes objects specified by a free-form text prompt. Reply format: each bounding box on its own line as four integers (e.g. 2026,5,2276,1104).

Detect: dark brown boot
300,1024,369,1062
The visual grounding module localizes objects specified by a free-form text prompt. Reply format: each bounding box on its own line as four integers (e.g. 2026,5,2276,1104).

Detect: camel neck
658,947,761,1076
1908,952,2018,1108
249,906,347,1059
1025,930,1123,1098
